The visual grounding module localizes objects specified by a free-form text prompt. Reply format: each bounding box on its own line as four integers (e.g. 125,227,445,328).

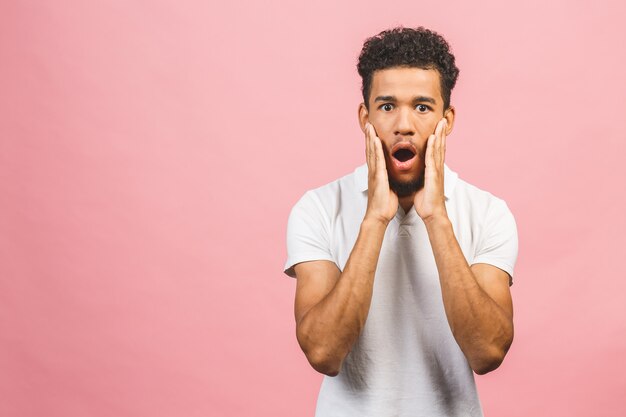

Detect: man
284,27,518,416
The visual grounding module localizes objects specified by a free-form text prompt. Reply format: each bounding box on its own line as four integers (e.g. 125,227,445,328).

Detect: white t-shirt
284,163,518,417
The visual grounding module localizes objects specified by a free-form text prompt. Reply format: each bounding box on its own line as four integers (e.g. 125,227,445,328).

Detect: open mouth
390,142,418,171
393,148,416,162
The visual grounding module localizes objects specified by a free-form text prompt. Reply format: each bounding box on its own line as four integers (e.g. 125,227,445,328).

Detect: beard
388,171,424,198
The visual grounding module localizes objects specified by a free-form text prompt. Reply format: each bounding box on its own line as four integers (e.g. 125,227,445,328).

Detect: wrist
423,213,451,229
362,213,391,229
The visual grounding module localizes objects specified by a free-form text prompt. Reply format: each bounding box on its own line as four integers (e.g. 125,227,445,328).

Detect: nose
394,106,415,137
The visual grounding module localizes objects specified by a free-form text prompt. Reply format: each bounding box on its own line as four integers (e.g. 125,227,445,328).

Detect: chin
388,166,423,184
388,173,424,198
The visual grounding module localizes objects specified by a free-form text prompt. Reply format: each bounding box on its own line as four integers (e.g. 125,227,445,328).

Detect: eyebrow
374,95,437,105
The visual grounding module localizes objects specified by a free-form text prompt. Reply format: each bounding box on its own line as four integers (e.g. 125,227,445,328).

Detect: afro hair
357,27,460,110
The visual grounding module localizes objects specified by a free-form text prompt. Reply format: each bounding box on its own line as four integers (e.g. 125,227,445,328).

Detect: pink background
2,1,625,416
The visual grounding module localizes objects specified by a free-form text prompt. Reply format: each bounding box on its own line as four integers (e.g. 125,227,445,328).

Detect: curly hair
357,27,460,110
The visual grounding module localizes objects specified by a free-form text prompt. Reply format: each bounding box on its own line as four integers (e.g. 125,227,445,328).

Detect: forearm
425,215,513,374
297,217,387,375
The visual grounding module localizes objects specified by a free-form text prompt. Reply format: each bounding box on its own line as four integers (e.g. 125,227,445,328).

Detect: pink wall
2,1,625,416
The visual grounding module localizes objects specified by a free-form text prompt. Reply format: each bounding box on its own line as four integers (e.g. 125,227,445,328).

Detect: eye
380,103,394,112
416,104,430,113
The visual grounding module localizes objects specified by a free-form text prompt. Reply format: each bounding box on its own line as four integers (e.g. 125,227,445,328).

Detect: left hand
414,118,449,222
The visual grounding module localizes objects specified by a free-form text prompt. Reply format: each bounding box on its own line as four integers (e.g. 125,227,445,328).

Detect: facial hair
388,171,424,198
382,139,427,198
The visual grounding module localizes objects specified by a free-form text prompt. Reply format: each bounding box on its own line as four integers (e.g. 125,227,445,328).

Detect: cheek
416,118,439,138
370,119,393,140
366,118,392,156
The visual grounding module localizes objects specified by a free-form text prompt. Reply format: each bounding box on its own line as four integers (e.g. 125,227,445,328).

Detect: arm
415,119,514,374
425,217,513,374
293,123,397,376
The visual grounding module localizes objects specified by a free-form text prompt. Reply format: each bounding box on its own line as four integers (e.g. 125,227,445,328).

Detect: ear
358,103,369,133
443,106,456,136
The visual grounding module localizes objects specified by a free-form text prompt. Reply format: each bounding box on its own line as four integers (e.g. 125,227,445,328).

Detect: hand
364,123,398,225
414,118,449,222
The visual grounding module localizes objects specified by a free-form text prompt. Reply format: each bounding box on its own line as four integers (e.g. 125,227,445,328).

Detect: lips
390,142,417,171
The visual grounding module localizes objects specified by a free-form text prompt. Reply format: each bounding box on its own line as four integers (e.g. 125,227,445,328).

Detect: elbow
296,326,344,376
470,348,505,375
470,321,514,375
305,348,342,376
470,339,512,375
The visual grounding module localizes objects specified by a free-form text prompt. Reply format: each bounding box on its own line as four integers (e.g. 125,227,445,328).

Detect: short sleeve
472,198,519,285
284,191,335,278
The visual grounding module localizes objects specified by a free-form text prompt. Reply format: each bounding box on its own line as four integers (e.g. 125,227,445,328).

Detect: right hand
364,123,398,225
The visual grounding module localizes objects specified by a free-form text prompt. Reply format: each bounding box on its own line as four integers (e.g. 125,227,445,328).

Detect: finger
437,119,447,165
365,123,373,171
434,118,446,137
433,118,446,164
367,122,378,142
370,124,382,164
373,136,386,178
368,123,380,177
425,134,435,167
441,120,448,164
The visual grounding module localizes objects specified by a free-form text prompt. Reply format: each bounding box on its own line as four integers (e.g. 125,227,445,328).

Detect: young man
284,27,518,416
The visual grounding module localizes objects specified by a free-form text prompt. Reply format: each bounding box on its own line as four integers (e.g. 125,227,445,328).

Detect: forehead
370,67,442,102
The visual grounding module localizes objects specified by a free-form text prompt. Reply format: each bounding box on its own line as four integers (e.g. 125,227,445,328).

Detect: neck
399,194,415,214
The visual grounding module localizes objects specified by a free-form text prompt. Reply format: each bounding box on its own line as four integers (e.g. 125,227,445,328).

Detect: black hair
357,27,460,110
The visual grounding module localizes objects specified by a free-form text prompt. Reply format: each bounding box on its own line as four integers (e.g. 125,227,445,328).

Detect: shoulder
291,164,367,214
448,171,514,220
284,166,366,277
450,171,519,282
446,168,517,252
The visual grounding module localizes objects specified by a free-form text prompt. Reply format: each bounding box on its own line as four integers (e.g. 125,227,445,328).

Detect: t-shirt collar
354,163,458,200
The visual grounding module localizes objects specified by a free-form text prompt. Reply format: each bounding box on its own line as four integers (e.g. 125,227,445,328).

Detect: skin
294,67,514,376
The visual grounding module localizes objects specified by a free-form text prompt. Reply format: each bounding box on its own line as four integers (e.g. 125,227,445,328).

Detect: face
359,67,455,196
